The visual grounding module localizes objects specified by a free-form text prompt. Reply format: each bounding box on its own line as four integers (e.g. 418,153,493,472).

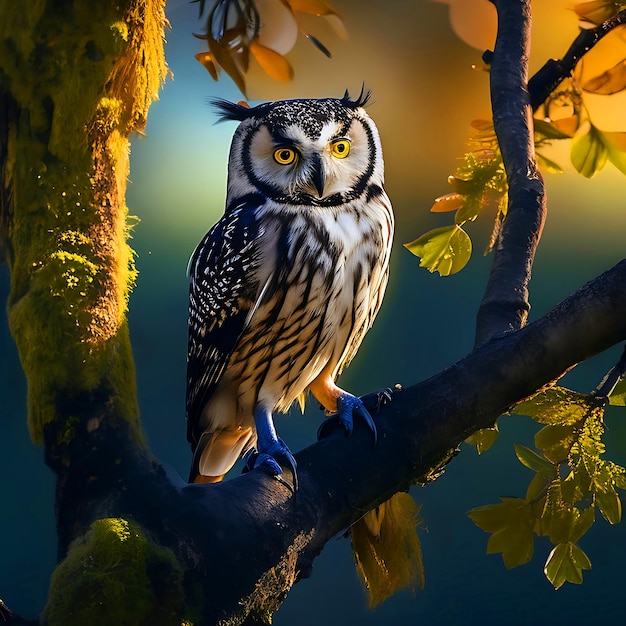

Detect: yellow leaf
250,41,294,82
583,58,626,94
600,130,626,175
430,193,465,213
573,0,619,25
404,225,472,276
570,122,608,178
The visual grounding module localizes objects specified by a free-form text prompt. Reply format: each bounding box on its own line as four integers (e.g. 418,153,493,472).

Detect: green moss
44,518,185,626
1,2,167,443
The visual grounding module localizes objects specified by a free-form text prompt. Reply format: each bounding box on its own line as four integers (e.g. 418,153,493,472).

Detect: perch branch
46,260,626,624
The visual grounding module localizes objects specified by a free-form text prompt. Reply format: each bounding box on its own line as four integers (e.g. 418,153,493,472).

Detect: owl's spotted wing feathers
186,201,261,449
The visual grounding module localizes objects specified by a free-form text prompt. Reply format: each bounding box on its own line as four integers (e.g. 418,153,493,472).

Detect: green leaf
468,498,534,569
609,379,626,406
534,118,574,140
535,424,575,463
595,485,622,524
465,426,499,454
570,506,595,543
570,122,608,178
513,387,595,425
542,482,578,544
561,465,592,506
601,130,626,176
526,471,551,502
535,151,564,175
593,461,622,524
404,225,472,276
514,444,554,474
544,543,591,590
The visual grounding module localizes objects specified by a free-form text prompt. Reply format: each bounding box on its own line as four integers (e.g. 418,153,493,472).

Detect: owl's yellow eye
273,147,298,165
330,139,351,159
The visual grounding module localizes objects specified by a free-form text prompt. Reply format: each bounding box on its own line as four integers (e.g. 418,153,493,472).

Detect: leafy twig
528,9,626,111
593,344,626,398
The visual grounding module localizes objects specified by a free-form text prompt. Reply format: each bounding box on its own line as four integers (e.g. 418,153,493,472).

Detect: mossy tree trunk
1,0,166,448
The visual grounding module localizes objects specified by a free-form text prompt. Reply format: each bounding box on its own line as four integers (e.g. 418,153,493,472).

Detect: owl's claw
245,406,298,490
317,391,379,443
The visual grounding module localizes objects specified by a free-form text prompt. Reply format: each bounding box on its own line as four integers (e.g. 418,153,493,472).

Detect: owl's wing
185,202,262,450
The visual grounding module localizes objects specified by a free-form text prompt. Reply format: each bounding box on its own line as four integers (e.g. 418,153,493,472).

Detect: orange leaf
250,41,294,81
551,115,580,137
430,193,465,213
583,58,626,95
194,52,219,81
208,36,247,95
286,0,340,16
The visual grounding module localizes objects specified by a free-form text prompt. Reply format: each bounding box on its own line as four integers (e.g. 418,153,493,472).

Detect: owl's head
215,91,385,207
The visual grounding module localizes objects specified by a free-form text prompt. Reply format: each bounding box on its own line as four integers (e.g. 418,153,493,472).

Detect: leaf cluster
468,383,626,589
191,0,345,96
405,3,626,275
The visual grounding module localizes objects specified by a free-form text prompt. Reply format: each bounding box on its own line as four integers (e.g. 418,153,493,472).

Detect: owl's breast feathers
186,189,392,454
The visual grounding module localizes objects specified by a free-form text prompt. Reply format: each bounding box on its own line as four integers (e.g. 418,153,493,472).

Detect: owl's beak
310,153,326,198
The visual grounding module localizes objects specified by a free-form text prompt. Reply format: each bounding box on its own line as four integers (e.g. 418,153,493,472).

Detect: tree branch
476,0,546,346
46,260,626,624
528,9,626,111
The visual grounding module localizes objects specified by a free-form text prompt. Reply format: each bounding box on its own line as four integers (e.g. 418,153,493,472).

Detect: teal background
2,1,626,622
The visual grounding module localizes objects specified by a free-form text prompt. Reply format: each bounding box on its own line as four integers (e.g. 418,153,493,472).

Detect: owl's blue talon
317,392,378,443
246,406,298,490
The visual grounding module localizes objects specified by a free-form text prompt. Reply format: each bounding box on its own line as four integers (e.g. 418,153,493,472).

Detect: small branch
476,0,546,346
593,344,626,398
528,9,626,111
0,599,37,626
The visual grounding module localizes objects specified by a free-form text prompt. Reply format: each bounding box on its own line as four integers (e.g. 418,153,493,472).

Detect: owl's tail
350,492,425,607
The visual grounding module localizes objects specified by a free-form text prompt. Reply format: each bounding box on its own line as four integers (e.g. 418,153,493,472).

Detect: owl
186,91,394,486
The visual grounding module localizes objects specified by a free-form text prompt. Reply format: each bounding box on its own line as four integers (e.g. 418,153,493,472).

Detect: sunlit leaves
470,385,626,589
468,498,534,569
571,121,626,177
571,122,609,177
573,1,626,25
193,0,344,94
609,379,626,406
513,387,597,426
583,58,626,95
465,426,499,454
404,225,472,276
514,444,553,474
544,543,592,589
405,143,507,274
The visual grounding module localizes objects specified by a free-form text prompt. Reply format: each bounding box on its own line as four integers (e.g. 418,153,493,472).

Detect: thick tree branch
46,260,626,624
476,0,546,346
528,9,626,111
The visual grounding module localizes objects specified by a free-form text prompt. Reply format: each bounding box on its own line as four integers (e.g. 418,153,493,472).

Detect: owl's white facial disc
224,96,384,208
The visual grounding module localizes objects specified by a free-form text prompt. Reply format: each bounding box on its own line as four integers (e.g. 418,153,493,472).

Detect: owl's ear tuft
342,86,372,109
212,99,256,122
